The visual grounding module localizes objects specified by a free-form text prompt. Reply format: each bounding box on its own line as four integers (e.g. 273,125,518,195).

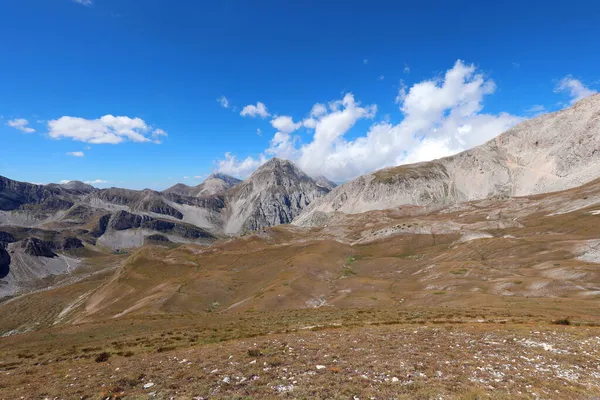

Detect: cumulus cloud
555,75,597,104
7,118,35,133
84,179,107,185
59,180,71,184
47,115,164,144
240,102,269,118
66,151,84,157
73,0,92,5
217,152,267,178
404,64,410,74
270,115,302,134
217,95,230,108
216,60,522,181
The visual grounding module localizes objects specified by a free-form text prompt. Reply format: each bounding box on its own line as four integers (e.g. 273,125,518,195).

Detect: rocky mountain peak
313,175,337,191
225,158,331,234
59,180,96,193
205,173,241,186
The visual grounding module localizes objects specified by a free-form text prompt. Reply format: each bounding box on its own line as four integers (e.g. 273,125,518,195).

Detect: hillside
295,94,600,226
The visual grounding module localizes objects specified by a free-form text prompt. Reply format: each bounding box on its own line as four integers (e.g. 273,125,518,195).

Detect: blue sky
1,0,598,189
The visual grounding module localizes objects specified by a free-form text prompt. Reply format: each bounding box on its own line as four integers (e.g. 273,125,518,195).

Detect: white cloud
404,64,410,74
256,128,262,136
66,151,84,157
240,102,269,118
7,118,35,133
379,75,385,81
59,180,71,184
47,115,164,144
216,60,522,181
152,128,168,144
217,152,267,178
217,96,230,109
270,115,302,134
73,0,92,5
84,179,107,185
363,59,368,64
554,75,597,104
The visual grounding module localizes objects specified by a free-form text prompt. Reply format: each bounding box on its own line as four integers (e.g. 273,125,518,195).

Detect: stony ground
3,320,600,399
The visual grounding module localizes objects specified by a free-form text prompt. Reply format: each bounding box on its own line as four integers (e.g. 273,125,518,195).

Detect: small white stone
391,377,399,383
143,382,155,389
316,365,326,370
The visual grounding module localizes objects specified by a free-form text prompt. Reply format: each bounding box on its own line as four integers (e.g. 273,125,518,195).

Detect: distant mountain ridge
163,173,242,197
3,95,600,299
295,93,600,226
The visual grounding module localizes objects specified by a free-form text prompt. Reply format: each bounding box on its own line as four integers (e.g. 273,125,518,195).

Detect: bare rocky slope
224,158,331,234
295,93,600,226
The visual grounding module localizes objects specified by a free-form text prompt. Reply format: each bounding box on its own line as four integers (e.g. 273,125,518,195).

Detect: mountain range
1,94,599,299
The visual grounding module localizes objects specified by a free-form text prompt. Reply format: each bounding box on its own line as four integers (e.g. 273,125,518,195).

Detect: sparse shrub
156,346,176,353
267,357,283,367
552,318,571,325
123,351,135,357
247,348,262,357
95,352,111,363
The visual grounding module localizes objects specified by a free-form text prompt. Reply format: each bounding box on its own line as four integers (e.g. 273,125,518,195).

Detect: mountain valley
2,95,600,399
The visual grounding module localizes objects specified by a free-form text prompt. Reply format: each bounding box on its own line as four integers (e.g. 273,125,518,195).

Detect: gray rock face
225,158,331,234
19,238,57,258
107,210,214,239
0,231,16,249
313,175,337,191
145,234,170,243
0,247,10,279
0,176,63,211
60,237,84,250
295,94,600,226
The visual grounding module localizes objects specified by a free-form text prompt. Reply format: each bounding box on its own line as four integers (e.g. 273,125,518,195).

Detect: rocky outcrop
313,175,337,191
145,234,170,243
295,94,600,225
19,238,57,258
91,214,112,238
60,237,84,250
134,198,183,219
0,247,9,279
106,210,215,239
0,176,63,211
0,231,16,249
225,158,331,234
